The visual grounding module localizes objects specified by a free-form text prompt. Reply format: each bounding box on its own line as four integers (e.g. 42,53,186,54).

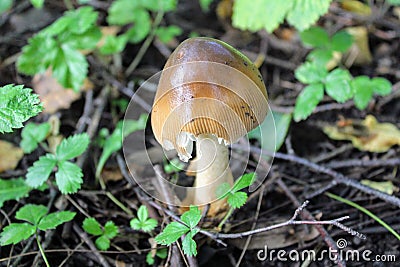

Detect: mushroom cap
151,37,268,161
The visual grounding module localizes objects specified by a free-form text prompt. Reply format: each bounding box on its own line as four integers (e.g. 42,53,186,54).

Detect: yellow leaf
0,140,23,172
361,180,398,195
323,115,400,152
341,0,372,16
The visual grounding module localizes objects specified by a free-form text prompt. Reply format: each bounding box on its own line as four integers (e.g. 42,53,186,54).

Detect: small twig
75,90,94,134
325,158,400,169
231,144,400,208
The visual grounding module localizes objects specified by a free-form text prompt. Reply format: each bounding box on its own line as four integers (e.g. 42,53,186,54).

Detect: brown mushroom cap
151,37,268,160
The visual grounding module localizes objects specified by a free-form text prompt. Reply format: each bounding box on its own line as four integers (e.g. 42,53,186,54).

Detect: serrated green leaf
140,218,158,232
83,218,103,236
55,161,83,194
155,25,182,43
331,30,353,52
107,0,140,25
154,221,189,245
38,211,76,230
306,48,333,67
16,204,48,225
325,68,352,103
20,122,50,153
231,173,257,193
371,77,392,96
130,218,142,230
286,0,332,31
61,26,102,50
181,206,201,229
227,191,248,209
104,221,118,239
295,62,328,84
52,44,88,92
352,76,373,110
30,0,44,8
0,84,43,133
26,154,57,188
95,235,110,250
56,133,90,161
232,0,293,33
0,178,32,208
137,205,148,222
182,233,197,256
300,26,330,48
0,223,36,245
17,35,57,75
99,35,128,55
294,83,324,121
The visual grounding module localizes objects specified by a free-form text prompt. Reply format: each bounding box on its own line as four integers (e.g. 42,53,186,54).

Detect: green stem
326,192,400,241
36,233,50,267
217,207,234,230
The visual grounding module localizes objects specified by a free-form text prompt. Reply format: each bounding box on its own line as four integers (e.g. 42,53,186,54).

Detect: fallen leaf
0,140,23,172
323,115,400,152
102,166,123,182
361,180,398,195
32,69,93,114
341,0,372,16
344,26,372,67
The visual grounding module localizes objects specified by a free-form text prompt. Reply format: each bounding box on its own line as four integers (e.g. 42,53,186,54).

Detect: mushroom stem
192,133,234,209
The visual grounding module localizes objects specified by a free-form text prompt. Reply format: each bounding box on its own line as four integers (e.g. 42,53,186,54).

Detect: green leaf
352,76,373,110
140,0,177,11
108,0,139,25
62,26,102,50
0,223,36,245
83,218,103,236
331,30,353,52
56,133,90,161
216,182,231,199
232,0,293,33
137,205,149,222
26,154,57,188
55,161,83,194
325,68,352,103
388,0,400,6
371,77,392,96
16,204,48,225
306,48,333,67
104,221,118,239
20,122,50,153
156,248,168,258
154,222,189,245
182,233,197,257
295,61,328,84
300,26,329,48
30,0,44,8
0,0,12,15
0,84,43,133
0,178,32,208
124,9,152,43
38,211,76,230
139,218,158,232
231,173,257,193
294,83,324,121
199,0,213,12
227,191,248,209
99,35,128,55
17,35,57,75
286,0,332,31
155,26,182,43
95,235,110,251
181,206,201,229
146,251,155,265
52,44,88,92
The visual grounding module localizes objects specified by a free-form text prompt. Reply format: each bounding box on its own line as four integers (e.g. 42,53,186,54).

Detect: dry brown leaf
229,222,319,250
32,69,93,114
0,140,23,172
344,26,373,67
323,115,400,152
101,166,123,182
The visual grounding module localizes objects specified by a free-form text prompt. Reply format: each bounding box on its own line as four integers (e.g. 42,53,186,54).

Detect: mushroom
151,37,268,215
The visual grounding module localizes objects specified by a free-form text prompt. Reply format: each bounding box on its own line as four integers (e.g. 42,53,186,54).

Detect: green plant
351,76,392,110
0,0,44,15
82,218,119,250
300,26,353,67
20,122,51,153
0,178,33,208
130,205,158,232
0,204,75,266
0,84,42,133
146,247,168,265
17,7,101,91
232,0,332,33
155,206,201,256
26,133,90,194
216,173,257,228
